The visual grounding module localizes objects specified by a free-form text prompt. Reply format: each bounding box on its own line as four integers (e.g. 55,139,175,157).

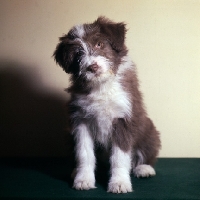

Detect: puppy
53,17,161,193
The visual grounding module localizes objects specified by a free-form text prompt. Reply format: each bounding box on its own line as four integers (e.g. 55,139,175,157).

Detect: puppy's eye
77,50,81,56
76,47,83,56
95,42,103,49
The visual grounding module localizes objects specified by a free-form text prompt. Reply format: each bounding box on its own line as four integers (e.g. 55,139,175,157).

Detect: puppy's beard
80,55,114,82
86,70,114,83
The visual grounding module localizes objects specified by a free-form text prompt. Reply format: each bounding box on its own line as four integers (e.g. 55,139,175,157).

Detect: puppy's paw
133,164,156,178
107,180,133,193
73,170,96,190
73,180,96,190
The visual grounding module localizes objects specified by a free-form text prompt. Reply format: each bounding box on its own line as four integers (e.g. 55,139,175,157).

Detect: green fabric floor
0,158,200,200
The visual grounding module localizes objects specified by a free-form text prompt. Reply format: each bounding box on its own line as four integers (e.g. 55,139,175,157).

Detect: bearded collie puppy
53,17,161,193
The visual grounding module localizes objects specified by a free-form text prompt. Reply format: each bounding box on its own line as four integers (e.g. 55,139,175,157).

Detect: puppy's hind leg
132,150,156,178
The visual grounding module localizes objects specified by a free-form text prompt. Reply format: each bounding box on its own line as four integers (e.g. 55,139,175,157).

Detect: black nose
87,64,99,73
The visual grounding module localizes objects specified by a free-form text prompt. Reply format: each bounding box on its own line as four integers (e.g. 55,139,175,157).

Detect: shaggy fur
53,17,161,193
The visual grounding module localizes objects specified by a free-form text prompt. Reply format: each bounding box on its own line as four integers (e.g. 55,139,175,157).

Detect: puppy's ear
95,16,127,52
53,35,74,73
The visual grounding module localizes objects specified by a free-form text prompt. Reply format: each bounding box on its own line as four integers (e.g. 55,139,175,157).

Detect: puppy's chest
75,82,131,133
84,95,120,120
79,89,128,120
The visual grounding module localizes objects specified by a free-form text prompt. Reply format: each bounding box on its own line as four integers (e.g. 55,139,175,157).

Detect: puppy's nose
87,64,99,73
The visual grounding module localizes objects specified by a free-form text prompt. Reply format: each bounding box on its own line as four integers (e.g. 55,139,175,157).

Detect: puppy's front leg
73,123,96,190
108,145,132,193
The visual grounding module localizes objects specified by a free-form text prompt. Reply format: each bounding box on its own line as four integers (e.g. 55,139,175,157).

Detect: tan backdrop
0,0,200,157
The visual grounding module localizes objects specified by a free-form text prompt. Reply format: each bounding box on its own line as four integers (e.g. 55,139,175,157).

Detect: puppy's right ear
53,35,73,73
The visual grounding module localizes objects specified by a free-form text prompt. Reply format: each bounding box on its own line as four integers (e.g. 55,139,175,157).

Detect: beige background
0,0,200,157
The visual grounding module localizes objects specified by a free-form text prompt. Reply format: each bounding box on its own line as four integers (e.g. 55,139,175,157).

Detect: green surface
0,158,200,200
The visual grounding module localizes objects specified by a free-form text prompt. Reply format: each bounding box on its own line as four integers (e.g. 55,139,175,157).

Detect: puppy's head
53,17,127,83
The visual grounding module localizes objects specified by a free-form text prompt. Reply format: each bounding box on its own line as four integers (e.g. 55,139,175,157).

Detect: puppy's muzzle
87,64,99,73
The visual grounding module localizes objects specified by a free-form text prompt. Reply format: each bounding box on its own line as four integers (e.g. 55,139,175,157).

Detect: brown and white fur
53,17,161,193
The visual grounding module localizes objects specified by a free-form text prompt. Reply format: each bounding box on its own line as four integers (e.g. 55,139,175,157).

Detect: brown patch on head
94,16,127,53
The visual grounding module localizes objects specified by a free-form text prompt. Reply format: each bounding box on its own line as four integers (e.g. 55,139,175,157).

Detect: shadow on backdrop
0,61,73,157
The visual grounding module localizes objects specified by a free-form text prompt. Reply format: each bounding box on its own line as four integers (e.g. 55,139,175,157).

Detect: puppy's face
53,17,127,83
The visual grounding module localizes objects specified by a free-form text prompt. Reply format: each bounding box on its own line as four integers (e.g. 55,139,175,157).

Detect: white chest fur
74,78,131,145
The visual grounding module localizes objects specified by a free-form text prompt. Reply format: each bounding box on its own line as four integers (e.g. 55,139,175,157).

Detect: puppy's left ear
95,17,127,52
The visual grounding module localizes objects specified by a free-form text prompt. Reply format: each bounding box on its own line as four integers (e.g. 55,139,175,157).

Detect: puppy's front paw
73,170,96,190
73,180,96,190
107,180,133,193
